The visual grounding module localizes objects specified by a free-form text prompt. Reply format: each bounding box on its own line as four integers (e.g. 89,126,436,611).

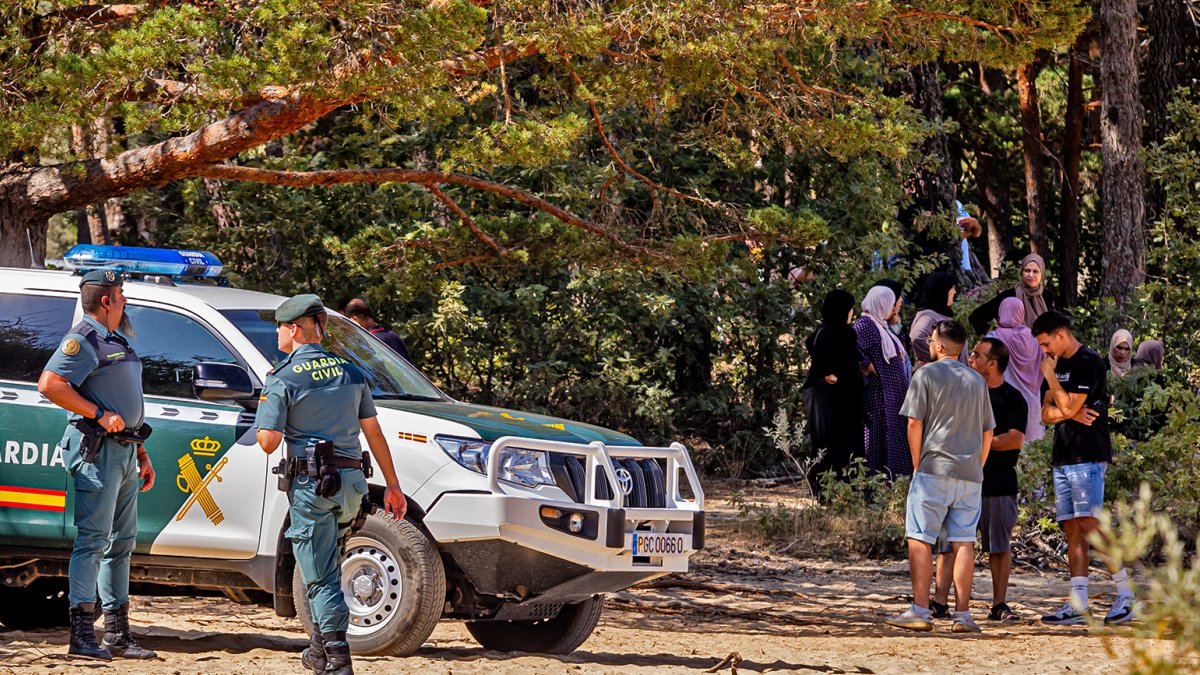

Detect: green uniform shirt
255,343,376,459
44,315,145,428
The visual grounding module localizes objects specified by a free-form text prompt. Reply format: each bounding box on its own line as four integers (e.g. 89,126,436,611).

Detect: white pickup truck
0,245,705,655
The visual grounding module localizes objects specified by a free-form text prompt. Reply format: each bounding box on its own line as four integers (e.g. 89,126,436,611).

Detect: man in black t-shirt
931,337,1027,622
1031,311,1135,626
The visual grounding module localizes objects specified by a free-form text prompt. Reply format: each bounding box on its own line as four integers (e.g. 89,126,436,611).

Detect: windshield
221,309,445,401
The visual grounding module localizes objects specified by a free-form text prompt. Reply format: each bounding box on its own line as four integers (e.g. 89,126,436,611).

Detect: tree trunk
911,63,955,216
1017,61,1049,257
1059,36,1088,307
976,65,1014,277
0,176,48,267
979,152,1014,277
1098,0,1147,306
1142,0,1196,224
907,62,988,286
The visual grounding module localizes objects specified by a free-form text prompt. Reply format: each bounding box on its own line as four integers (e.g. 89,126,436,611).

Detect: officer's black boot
322,632,353,675
101,603,158,659
301,631,326,673
68,603,111,660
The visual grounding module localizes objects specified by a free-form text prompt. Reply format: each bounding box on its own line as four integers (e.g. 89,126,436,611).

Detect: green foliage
735,459,910,557
1099,486,1200,674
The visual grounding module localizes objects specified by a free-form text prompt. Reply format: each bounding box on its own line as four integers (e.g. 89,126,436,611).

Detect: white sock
1069,576,1089,611
911,603,931,616
953,610,972,619
1112,568,1134,597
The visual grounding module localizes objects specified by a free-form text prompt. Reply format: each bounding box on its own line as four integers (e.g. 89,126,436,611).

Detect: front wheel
465,596,604,654
293,515,446,656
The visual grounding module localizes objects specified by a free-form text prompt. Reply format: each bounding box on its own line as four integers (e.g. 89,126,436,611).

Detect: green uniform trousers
285,467,367,647
66,434,139,610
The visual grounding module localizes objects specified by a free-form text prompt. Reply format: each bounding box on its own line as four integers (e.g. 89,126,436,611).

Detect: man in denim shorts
885,320,994,633
929,338,1028,622
1031,311,1135,625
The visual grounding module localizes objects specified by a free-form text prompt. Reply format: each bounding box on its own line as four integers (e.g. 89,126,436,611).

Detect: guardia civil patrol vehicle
0,246,704,655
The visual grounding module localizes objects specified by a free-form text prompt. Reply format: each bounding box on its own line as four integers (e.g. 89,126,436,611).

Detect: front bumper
423,437,705,600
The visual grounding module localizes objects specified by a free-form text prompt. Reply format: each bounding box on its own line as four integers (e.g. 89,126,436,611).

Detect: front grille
561,455,668,508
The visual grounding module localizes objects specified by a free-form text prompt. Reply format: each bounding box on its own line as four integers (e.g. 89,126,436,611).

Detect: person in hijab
874,279,912,373
855,286,913,478
1108,330,1134,378
803,289,865,490
986,297,1045,443
970,254,1052,335
910,272,967,369
1132,340,1165,371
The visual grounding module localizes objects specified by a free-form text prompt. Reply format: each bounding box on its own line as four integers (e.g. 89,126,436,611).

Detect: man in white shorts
886,319,994,633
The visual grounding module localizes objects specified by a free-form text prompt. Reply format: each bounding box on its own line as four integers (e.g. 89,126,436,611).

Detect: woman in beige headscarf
1108,329,1134,377
969,253,1052,334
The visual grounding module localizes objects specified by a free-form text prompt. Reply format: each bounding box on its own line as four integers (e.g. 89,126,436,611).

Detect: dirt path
0,489,1154,674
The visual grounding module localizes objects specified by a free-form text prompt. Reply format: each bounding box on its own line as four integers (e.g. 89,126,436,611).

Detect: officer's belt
284,453,368,470
315,456,365,470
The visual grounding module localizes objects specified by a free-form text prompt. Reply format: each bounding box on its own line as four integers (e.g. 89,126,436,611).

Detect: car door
0,292,77,548
66,303,267,560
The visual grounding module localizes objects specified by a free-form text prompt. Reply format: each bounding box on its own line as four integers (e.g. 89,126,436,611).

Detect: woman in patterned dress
855,285,913,477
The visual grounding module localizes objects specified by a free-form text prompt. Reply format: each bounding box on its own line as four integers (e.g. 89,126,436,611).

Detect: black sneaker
989,602,1019,622
929,599,951,619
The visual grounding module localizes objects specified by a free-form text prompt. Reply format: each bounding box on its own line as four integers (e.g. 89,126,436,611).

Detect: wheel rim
341,536,404,636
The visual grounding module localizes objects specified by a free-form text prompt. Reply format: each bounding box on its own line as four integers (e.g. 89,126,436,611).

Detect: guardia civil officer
254,295,406,675
37,269,158,660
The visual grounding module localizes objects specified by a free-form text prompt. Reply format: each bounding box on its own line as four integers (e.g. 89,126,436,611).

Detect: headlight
435,436,556,488
436,435,490,474
496,447,555,487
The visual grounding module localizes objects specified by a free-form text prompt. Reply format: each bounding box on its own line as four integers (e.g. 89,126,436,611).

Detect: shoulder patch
62,337,80,356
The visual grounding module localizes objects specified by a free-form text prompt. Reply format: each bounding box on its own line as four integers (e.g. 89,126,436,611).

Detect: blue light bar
64,245,223,278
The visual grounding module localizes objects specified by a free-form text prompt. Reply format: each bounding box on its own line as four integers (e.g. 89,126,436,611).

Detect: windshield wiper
373,393,443,402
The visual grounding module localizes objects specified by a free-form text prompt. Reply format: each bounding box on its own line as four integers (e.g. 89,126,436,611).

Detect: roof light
64,245,224,279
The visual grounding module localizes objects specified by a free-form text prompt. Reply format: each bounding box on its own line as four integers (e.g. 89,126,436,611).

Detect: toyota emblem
615,468,634,496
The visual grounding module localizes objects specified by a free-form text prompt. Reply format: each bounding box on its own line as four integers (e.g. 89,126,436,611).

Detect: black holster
69,420,152,464
310,441,340,498
71,418,105,464
272,455,296,492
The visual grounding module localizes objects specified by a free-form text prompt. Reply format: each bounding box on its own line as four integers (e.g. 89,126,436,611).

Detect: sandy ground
0,486,1156,674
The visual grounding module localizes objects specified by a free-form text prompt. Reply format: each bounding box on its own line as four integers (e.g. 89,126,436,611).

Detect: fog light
568,512,585,533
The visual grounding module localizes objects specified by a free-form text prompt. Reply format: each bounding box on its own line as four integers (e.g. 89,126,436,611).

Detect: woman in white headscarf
854,286,913,478
1108,329,1134,378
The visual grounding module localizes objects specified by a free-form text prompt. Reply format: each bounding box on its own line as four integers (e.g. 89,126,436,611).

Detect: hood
375,400,641,446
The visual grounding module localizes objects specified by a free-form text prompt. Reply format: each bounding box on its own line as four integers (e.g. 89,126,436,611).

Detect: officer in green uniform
254,294,406,675
38,269,158,661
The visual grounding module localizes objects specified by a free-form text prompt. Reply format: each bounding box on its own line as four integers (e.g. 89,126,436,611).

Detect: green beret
275,294,326,323
79,269,124,288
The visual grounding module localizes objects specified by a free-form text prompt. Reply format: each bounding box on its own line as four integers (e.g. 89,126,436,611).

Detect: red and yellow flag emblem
0,485,66,513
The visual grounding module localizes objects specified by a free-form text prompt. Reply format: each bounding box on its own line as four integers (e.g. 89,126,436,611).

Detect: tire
0,579,70,630
293,515,445,656
465,595,604,655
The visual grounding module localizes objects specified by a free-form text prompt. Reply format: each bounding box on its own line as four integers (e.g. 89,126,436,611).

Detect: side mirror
193,362,255,402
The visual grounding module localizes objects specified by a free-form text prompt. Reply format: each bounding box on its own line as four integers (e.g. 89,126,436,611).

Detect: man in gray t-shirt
886,319,994,634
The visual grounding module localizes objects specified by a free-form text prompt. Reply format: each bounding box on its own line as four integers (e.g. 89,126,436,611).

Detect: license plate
630,532,687,556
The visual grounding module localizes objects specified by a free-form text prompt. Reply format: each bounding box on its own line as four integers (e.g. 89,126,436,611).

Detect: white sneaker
884,607,933,631
1104,594,1136,625
1041,603,1088,626
951,612,981,633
